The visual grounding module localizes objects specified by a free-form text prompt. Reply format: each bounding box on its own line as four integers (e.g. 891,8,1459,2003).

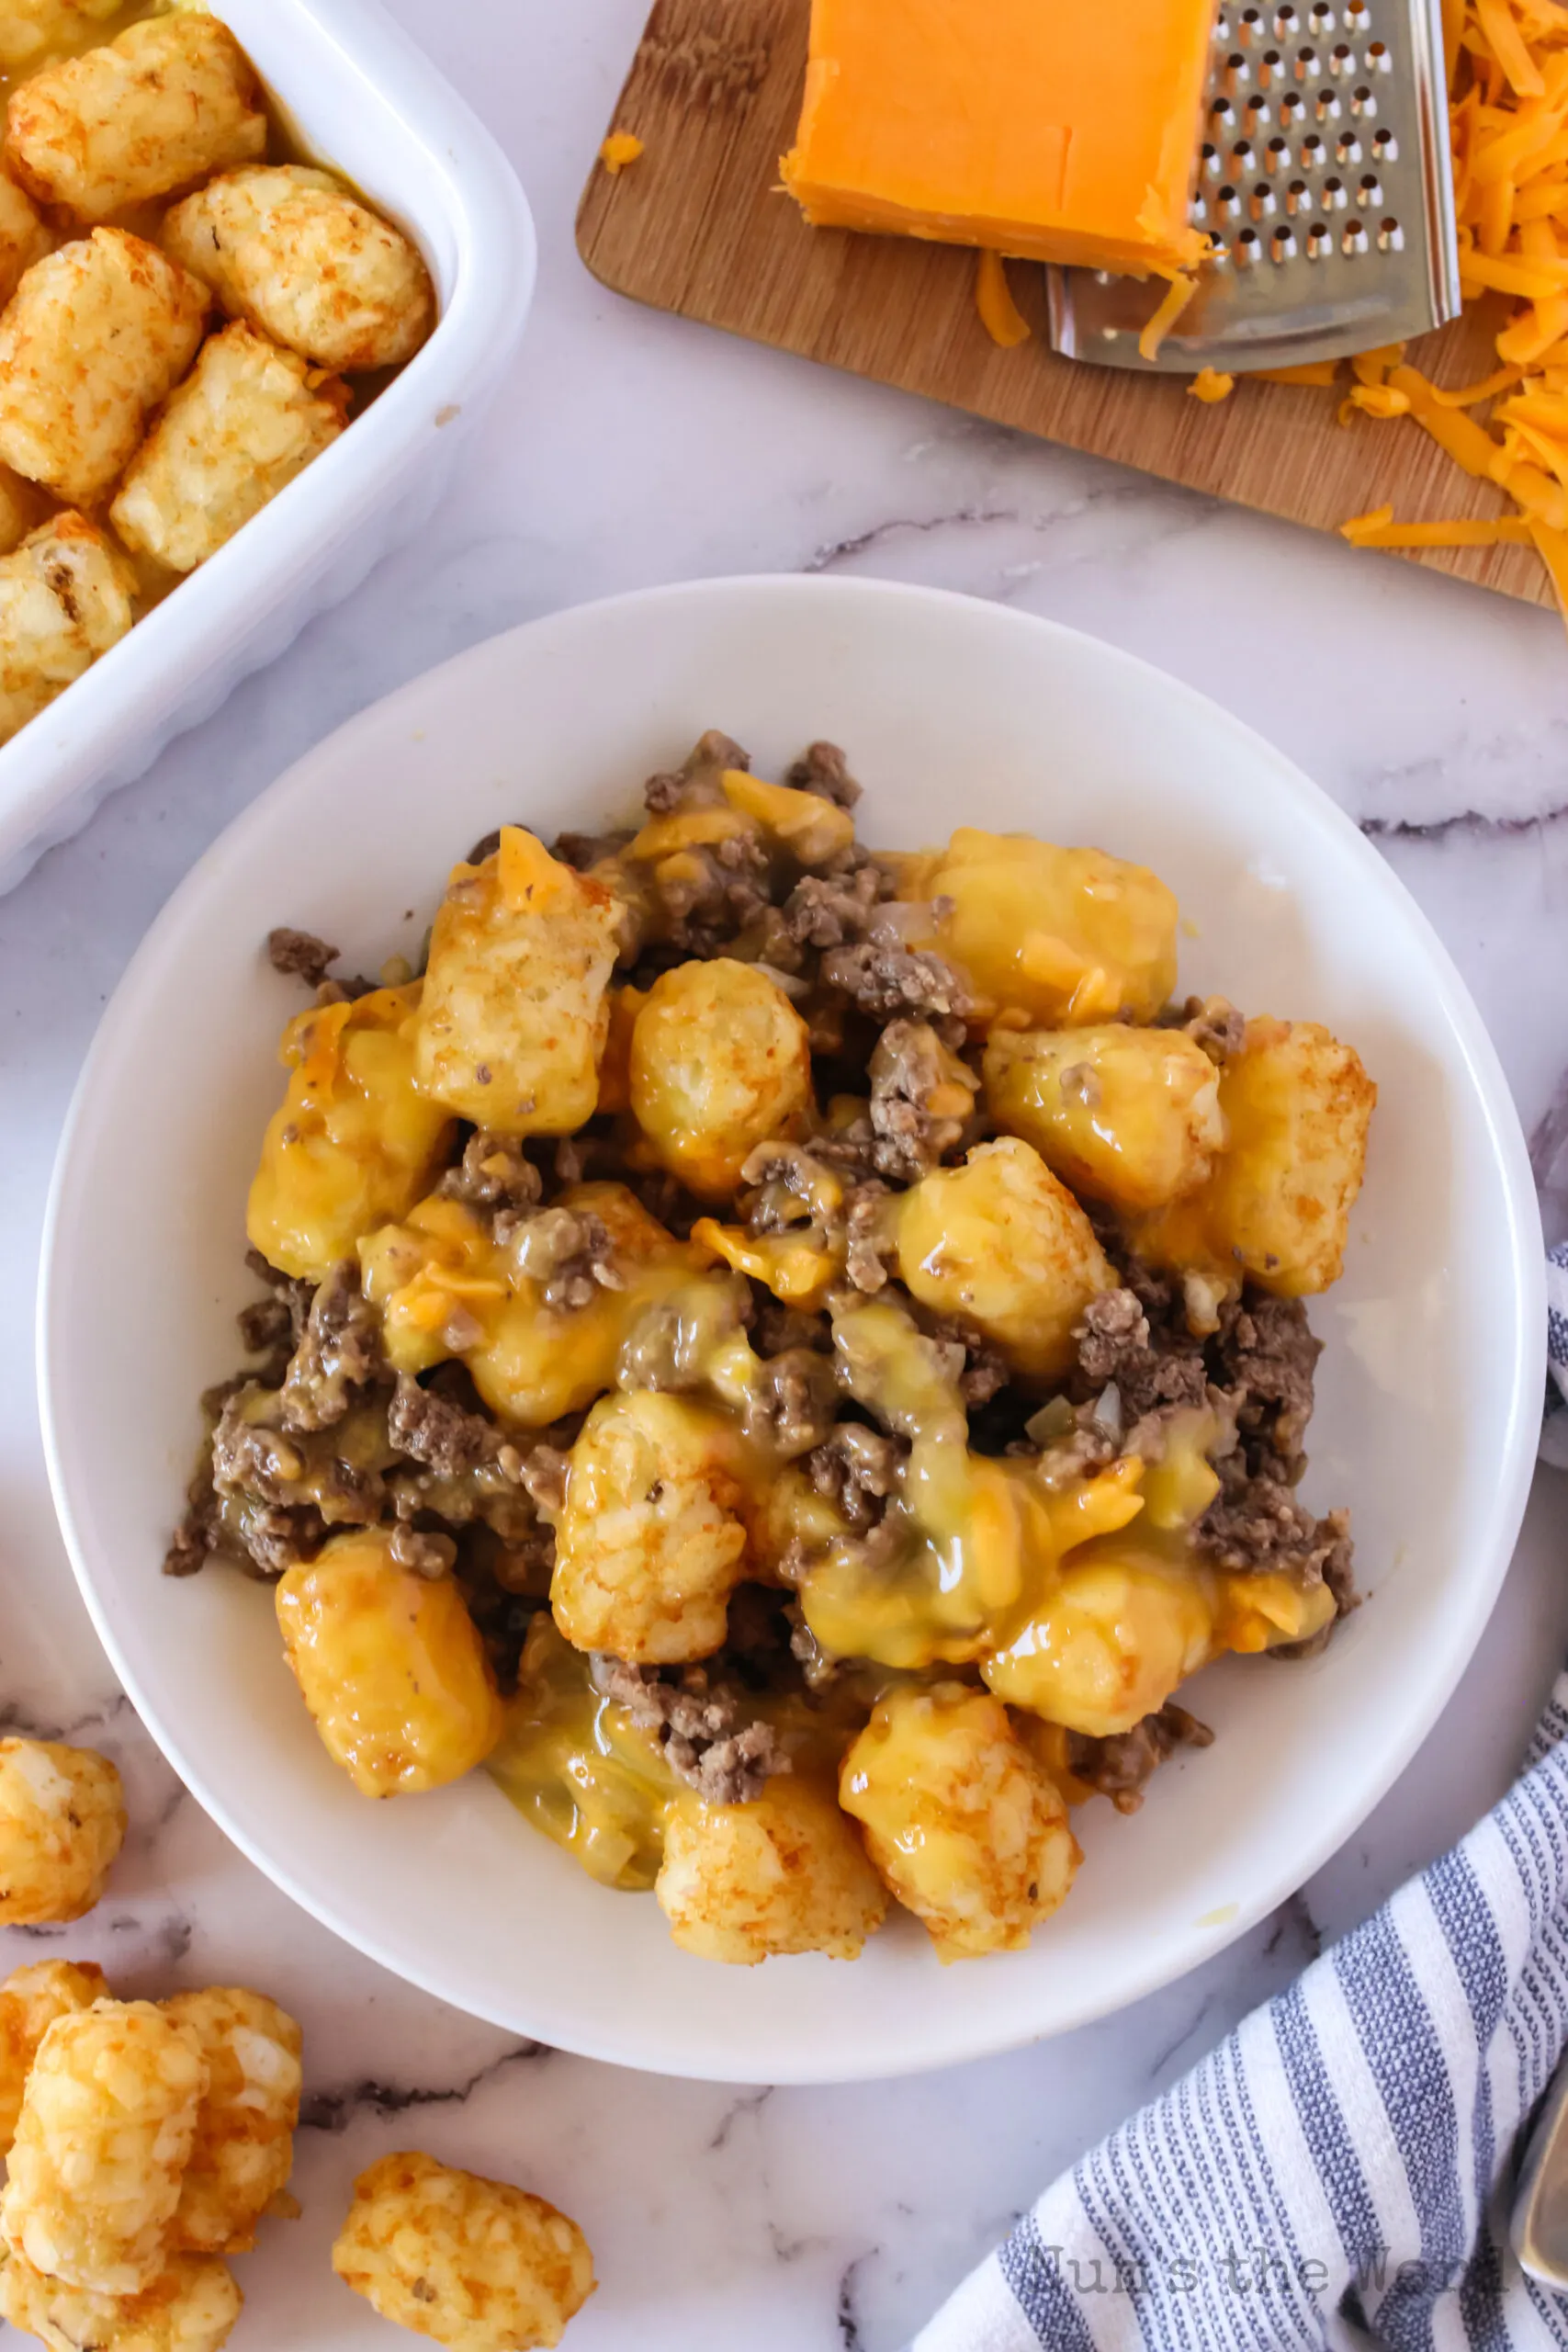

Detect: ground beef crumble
438,1130,543,1217
278,1264,382,1432
1067,1704,1215,1815
590,1657,790,1804
819,940,976,1024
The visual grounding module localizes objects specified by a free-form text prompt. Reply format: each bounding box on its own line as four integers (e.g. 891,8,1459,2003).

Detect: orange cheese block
781,0,1214,278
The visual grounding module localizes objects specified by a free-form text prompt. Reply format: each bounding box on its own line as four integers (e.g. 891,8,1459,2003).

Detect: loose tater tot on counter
246,981,455,1286
0,2247,242,2352
0,230,209,506
0,0,118,70
984,1023,1225,1214
894,1136,1116,1384
896,829,1179,1028
163,164,434,371
840,1684,1080,1960
110,322,347,573
6,16,265,224
333,2149,595,2352
656,1777,886,1964
550,1391,753,1665
0,1736,126,1925
0,171,53,312
0,1999,208,2295
1133,1017,1377,1298
162,1988,302,2256
413,828,621,1136
276,1527,504,1798
0,1961,108,2154
0,514,134,745
629,957,813,1199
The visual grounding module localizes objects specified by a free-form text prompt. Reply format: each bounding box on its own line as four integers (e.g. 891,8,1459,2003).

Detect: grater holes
1337,131,1363,161
1280,89,1305,120
1213,10,1232,40
1295,43,1321,77
1309,2,1336,27
1235,226,1261,266
1247,93,1273,122
1371,125,1397,158
1267,134,1290,167
1344,0,1370,22
1274,3,1298,29
1251,181,1280,218
1343,219,1369,254
1201,141,1224,178
1270,224,1298,261
1350,83,1377,114
1316,87,1342,119
1378,213,1404,250
1305,220,1333,257
1239,4,1263,34
1286,175,1310,213
1225,50,1252,91
1367,39,1392,69
1211,96,1237,129
1217,185,1243,220
1230,141,1255,170
1328,40,1356,74
1301,131,1326,164
1259,45,1283,85
1357,169,1382,203
1322,172,1348,207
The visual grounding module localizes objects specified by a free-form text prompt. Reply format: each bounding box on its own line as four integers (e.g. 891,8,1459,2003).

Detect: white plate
0,0,536,896
39,575,1543,2084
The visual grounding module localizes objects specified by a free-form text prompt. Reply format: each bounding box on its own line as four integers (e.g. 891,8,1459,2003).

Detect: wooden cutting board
576,0,1551,612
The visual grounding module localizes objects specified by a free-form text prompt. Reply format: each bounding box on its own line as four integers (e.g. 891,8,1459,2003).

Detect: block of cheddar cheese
781,0,1214,278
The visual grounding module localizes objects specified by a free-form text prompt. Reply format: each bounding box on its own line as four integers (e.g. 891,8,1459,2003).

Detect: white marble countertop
6,3,1568,2346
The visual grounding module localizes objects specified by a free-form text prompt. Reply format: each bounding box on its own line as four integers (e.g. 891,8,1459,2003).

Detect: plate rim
37,571,1547,2082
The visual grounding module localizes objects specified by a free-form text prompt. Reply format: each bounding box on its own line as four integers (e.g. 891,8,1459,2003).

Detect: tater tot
413,828,621,1136
0,2248,242,2352
894,1136,1116,1383
979,1543,1222,1738
163,164,434,371
0,0,119,71
0,230,209,506
629,958,813,1200
6,17,265,224
0,1962,108,2154
247,981,455,1286
1,2000,208,2296
840,1684,1080,1960
162,1988,302,2256
333,2150,595,2352
276,1527,504,1799
984,1024,1225,1213
897,829,1179,1028
550,1391,753,1664
111,322,347,572
656,1777,886,1964
1133,1017,1377,1297
0,171,53,312
0,514,134,745
0,1737,126,1926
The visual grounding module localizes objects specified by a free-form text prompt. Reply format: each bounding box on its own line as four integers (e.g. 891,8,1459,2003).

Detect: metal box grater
1048,0,1462,373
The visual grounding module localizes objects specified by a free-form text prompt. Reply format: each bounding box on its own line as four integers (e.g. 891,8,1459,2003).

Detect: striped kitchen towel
1543,1244,1568,1469
914,1675,1568,2352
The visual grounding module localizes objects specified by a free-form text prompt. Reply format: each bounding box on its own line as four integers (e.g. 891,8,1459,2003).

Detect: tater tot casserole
0,0,434,748
167,729,1377,1968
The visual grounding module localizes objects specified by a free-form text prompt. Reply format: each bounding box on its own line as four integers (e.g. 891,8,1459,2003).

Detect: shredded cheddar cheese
599,132,645,175
976,249,1032,349
1138,271,1197,362
1188,368,1235,402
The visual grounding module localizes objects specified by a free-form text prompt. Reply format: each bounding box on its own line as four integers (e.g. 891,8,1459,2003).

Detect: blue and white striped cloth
915,1675,1568,2352
1542,1245,1568,1470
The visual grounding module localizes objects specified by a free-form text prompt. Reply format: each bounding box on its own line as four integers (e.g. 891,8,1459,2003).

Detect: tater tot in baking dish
111,323,347,572
0,515,134,745
333,2151,595,2352
0,170,53,312
164,163,435,371
0,0,119,72
6,16,266,224
0,230,209,506
0,1735,126,1923
0,2247,243,2352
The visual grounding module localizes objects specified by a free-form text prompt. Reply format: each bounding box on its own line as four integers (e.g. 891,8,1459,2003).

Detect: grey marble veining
4,1,1568,2343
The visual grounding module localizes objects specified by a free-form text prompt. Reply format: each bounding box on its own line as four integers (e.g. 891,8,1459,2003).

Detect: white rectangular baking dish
0,0,536,896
